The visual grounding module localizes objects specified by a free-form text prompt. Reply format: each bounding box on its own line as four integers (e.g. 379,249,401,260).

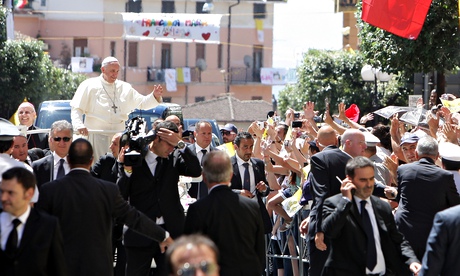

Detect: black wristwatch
176,140,186,149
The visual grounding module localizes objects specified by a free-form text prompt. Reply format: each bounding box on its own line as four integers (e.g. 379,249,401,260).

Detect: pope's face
102,63,120,83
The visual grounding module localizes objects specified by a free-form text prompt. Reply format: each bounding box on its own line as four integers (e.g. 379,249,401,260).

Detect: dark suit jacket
117,147,201,247
36,169,167,276
91,153,118,183
309,146,387,238
184,185,265,276
230,155,272,233
322,194,419,276
395,157,460,260
32,154,54,189
27,125,49,150
420,204,460,276
308,146,351,237
187,144,216,199
0,208,67,276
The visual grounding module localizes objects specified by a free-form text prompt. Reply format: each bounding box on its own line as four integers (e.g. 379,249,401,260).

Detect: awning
121,13,223,44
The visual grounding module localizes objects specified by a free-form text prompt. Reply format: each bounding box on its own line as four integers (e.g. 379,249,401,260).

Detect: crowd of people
1,56,460,276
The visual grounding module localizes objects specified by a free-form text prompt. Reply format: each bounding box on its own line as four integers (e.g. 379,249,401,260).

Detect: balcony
229,67,261,84
147,67,262,84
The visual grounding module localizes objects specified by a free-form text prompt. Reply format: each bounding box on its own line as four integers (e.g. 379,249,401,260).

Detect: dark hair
155,120,179,133
371,124,392,152
0,140,13,153
166,234,219,274
345,156,374,178
234,131,253,146
68,138,93,166
277,123,289,137
2,167,36,191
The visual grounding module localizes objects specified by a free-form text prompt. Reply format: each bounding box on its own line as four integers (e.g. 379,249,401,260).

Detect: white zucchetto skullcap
101,56,119,67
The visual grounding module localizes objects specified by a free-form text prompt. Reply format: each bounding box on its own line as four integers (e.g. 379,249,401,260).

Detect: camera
120,116,157,167
291,120,303,128
294,112,301,119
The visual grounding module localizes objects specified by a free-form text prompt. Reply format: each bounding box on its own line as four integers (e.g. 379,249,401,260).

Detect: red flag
361,0,433,40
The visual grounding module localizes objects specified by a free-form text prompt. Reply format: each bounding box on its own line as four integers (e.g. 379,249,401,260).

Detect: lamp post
361,65,392,123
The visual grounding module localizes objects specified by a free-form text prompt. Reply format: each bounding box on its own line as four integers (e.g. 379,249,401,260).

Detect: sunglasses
176,261,217,276
53,137,71,142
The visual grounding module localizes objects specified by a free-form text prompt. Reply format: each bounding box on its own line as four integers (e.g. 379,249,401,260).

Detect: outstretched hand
152,85,163,101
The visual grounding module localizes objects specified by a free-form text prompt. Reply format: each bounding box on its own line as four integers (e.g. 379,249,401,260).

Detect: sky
272,0,343,98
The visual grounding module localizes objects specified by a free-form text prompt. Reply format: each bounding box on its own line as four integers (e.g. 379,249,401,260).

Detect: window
162,1,176,13
217,44,223,68
196,2,207,14
126,0,142,12
253,3,266,19
110,41,116,58
41,0,46,6
128,42,138,67
73,38,88,57
253,45,263,82
252,96,263,100
196,44,205,60
161,43,171,69
195,96,205,102
163,97,172,103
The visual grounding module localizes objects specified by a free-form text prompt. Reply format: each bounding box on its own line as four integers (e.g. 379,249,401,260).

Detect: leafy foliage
357,0,460,75
278,49,410,119
0,7,86,119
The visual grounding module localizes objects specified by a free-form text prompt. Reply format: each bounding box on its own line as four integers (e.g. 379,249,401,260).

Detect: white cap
439,142,460,162
0,118,20,141
359,128,380,147
101,56,119,67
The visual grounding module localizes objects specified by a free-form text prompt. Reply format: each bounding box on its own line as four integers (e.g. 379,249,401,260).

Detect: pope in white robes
70,56,163,161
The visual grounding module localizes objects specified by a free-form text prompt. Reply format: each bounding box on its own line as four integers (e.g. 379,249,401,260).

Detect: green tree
0,7,86,119
357,0,460,93
278,49,409,119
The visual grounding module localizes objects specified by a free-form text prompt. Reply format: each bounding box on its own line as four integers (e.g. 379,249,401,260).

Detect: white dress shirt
195,144,210,164
0,205,31,250
53,152,70,180
235,154,255,192
355,196,386,275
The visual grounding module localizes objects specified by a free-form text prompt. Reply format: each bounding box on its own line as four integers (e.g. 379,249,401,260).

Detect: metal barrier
265,211,309,276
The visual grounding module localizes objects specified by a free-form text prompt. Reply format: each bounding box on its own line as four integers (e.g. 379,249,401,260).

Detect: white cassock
70,75,160,161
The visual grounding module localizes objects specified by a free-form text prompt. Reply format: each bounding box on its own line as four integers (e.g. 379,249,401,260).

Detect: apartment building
13,0,282,105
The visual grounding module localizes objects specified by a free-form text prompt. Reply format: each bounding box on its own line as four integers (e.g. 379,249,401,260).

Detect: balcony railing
229,67,261,84
147,66,262,84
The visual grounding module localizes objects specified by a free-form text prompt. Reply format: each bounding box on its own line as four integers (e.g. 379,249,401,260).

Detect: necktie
201,149,207,165
360,200,377,271
154,157,162,177
243,163,251,191
56,158,65,179
5,219,21,257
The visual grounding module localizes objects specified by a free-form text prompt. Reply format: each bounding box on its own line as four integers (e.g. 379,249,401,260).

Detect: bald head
317,126,337,150
342,129,366,157
202,151,233,187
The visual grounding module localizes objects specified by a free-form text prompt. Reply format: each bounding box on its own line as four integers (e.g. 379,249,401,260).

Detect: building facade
14,0,278,105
